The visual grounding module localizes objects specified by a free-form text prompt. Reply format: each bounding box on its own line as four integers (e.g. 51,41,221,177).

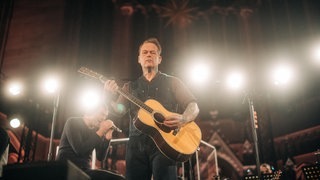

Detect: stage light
226,72,244,90
9,118,21,128
79,88,101,110
45,75,61,161
8,82,22,96
189,63,210,85
43,77,59,94
272,65,293,86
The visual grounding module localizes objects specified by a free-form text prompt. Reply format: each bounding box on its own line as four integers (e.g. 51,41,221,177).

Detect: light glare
10,118,21,128
44,77,59,93
190,64,210,84
227,72,244,89
312,44,320,63
80,89,101,110
272,66,293,86
8,82,22,96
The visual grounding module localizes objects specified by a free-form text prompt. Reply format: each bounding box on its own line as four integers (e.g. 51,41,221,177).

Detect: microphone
111,124,122,133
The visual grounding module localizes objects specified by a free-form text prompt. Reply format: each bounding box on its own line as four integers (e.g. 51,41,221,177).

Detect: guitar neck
99,76,153,114
117,89,153,113
78,67,154,113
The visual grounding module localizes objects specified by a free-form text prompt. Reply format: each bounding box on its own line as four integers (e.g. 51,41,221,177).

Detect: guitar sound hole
153,112,171,133
154,112,165,123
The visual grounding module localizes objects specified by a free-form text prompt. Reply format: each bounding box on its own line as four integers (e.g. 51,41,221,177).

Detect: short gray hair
139,37,162,55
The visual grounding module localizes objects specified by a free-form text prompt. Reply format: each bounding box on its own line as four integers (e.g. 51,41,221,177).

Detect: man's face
138,42,162,69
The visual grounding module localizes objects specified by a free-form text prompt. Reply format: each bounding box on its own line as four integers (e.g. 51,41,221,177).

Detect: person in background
260,163,272,174
104,37,200,180
56,104,124,180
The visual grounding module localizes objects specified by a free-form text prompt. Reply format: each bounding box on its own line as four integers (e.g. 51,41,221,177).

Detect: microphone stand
244,91,261,178
47,90,60,161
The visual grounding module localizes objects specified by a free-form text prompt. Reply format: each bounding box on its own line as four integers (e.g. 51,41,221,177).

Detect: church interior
0,0,319,179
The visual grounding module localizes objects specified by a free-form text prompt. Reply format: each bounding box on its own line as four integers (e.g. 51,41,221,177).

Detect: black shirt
56,118,110,169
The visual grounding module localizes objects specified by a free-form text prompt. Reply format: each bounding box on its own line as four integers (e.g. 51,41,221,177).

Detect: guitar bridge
172,128,180,136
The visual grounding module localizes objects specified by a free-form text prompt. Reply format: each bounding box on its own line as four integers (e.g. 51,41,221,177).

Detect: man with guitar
103,37,200,180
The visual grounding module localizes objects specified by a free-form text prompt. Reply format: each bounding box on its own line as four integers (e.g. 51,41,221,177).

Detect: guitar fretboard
117,88,153,114
84,71,154,114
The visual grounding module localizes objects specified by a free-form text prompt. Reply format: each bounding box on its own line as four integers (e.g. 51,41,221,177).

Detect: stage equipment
200,140,219,179
2,160,90,180
243,92,262,178
47,90,60,161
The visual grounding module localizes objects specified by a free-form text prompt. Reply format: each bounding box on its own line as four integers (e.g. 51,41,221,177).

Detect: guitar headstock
78,67,107,83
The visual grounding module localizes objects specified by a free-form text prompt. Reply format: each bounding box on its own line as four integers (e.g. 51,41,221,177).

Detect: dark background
0,0,319,139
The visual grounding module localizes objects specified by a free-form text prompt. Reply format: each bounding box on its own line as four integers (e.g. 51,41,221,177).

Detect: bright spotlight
227,72,244,90
80,89,101,110
272,65,293,86
10,118,21,128
8,82,22,96
44,77,59,93
189,63,210,84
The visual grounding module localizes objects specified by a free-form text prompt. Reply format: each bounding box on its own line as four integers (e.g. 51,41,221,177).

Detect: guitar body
134,99,202,162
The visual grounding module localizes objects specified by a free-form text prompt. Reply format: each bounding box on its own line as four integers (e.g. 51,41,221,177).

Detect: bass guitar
78,67,202,162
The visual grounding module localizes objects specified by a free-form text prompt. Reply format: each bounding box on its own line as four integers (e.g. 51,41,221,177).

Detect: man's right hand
100,120,114,131
104,129,114,140
101,120,115,140
97,120,114,138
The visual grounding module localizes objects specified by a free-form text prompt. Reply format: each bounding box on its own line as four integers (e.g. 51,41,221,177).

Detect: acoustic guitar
78,67,202,162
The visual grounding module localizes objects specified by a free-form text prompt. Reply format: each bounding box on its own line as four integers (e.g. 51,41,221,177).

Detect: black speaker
2,161,90,180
